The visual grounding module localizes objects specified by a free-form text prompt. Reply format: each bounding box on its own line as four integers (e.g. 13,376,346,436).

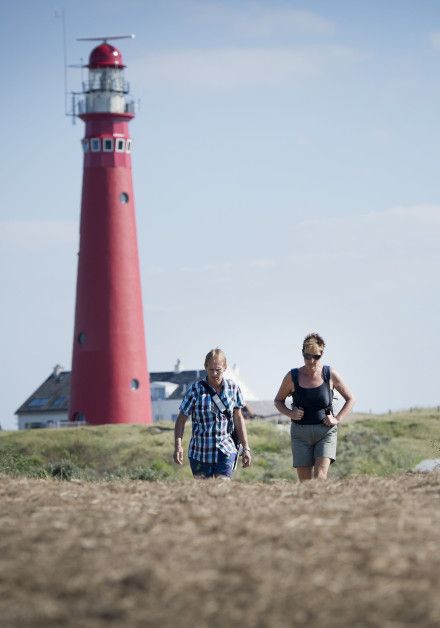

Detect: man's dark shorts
189,450,237,478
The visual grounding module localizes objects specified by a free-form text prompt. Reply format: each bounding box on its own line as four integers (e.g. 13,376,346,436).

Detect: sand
0,473,439,627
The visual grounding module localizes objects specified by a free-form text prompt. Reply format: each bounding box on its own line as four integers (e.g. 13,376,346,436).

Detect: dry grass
1,474,439,627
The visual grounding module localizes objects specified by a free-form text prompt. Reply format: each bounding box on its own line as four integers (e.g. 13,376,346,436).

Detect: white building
15,362,274,429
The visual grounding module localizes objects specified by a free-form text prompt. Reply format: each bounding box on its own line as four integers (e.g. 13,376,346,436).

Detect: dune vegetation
0,408,439,482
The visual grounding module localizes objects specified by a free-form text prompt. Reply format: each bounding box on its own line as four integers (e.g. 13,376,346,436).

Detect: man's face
206,359,225,388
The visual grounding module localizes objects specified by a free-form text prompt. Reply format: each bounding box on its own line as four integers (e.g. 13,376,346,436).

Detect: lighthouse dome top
88,43,125,69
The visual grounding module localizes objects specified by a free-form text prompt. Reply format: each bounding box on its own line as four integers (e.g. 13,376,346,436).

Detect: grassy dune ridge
0,409,439,481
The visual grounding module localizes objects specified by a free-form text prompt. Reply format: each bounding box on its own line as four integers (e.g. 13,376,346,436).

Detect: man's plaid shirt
179,378,245,463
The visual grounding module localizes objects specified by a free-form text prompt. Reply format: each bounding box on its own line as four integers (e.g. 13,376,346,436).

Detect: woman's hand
323,413,339,427
290,406,304,422
173,445,184,465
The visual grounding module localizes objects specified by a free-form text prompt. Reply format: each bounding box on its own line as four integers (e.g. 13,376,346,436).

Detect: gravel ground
0,474,439,627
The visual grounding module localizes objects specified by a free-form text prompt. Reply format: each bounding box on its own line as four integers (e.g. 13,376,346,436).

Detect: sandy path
0,474,439,627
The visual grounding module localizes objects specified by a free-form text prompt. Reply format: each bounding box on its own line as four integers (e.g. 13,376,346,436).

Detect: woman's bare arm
274,372,304,421
331,369,355,422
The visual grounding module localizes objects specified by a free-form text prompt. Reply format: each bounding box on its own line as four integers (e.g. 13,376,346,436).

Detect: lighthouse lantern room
78,42,134,115
69,38,152,425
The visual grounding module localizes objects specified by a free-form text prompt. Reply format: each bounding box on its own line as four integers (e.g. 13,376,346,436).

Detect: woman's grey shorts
290,422,338,467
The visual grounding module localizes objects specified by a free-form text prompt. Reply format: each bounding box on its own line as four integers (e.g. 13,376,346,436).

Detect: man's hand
173,414,187,465
173,445,184,465
241,448,252,468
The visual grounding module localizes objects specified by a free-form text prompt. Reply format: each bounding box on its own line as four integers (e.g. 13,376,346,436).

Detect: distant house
15,361,273,429
15,365,71,430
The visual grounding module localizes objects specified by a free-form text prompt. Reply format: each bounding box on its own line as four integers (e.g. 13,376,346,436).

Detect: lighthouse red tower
69,39,152,425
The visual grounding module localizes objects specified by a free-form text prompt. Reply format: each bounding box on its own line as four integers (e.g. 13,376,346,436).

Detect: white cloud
234,7,335,38
0,220,77,251
249,258,276,269
288,204,440,297
134,44,360,89
158,205,440,291
178,261,235,273
296,204,440,257
191,3,335,38
429,31,440,50
145,265,165,276
177,258,277,274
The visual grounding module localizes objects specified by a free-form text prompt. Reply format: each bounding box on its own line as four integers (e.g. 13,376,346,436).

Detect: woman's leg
296,466,313,482
291,424,314,482
314,457,331,479
313,425,337,479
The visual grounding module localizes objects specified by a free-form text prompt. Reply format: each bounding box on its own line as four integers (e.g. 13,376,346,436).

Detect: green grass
0,409,439,481
0,424,186,481
333,409,440,478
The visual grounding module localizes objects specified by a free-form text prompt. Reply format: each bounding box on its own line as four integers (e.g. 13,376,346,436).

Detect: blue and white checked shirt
179,378,245,463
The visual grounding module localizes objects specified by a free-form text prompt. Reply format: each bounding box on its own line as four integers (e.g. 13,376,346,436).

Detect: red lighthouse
69,38,152,425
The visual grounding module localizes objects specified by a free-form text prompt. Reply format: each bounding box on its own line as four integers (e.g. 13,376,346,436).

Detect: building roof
15,367,71,414
16,365,260,415
150,369,206,399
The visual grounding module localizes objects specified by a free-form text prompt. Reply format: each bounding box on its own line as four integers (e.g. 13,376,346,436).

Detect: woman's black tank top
292,369,332,425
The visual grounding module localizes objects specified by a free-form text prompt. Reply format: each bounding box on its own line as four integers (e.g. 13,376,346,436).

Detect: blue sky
1,0,440,429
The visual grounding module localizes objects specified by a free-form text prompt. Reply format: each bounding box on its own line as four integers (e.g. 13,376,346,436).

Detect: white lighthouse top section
77,43,135,115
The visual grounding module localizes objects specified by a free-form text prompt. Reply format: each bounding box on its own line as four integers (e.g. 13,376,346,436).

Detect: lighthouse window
126,139,132,153
82,139,89,153
91,138,101,152
77,332,87,345
115,138,125,152
130,379,140,390
103,138,114,152
120,192,129,204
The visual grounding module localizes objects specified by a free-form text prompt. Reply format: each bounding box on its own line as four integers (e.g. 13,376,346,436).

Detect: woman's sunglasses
303,352,322,361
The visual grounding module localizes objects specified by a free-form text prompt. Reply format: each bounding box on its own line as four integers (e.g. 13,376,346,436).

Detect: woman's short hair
204,348,227,368
302,332,325,354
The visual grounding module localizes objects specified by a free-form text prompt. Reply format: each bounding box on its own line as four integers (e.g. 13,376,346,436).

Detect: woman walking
274,333,355,482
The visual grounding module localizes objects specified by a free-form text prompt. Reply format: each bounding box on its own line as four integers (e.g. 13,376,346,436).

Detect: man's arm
233,408,252,468
173,412,188,465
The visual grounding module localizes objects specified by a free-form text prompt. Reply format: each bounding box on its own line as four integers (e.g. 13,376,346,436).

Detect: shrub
46,460,82,481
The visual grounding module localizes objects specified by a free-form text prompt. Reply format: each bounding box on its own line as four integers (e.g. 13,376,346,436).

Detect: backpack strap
199,379,240,457
290,368,299,388
199,380,232,419
322,364,331,383
290,368,299,405
322,365,334,414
